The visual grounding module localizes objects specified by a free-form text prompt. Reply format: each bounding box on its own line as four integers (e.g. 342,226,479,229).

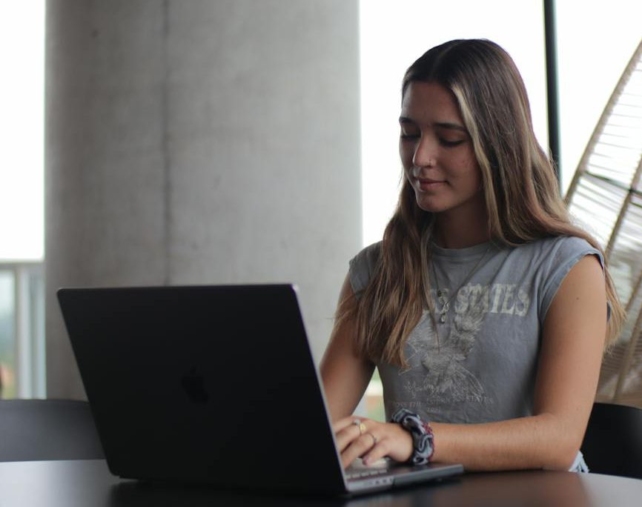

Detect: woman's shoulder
350,241,382,266
520,235,602,262
507,236,604,277
348,241,382,293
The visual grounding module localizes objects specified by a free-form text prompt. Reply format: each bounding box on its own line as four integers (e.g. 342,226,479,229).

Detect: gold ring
352,419,367,435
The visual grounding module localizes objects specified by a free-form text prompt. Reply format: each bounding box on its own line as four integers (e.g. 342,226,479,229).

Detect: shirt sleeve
539,236,604,322
348,241,382,295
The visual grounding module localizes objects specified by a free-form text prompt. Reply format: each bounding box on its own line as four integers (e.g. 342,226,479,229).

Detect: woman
320,39,624,473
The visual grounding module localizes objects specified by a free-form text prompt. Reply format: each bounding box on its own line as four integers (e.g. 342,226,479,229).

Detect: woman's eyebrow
399,116,467,133
435,121,467,132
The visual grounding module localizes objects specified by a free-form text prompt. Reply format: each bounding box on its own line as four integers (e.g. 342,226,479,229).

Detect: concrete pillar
45,0,361,399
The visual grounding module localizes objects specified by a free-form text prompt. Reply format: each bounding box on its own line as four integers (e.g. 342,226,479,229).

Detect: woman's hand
333,416,414,469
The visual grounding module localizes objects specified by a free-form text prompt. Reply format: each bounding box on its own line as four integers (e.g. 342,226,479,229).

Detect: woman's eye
400,130,419,140
439,138,465,147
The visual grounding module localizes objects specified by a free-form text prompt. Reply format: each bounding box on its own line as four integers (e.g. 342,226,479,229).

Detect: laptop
57,284,463,496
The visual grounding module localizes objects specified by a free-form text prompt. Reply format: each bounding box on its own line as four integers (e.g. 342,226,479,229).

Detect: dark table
2,459,642,506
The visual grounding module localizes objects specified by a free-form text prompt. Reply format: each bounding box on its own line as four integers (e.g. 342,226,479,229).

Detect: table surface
1,459,642,506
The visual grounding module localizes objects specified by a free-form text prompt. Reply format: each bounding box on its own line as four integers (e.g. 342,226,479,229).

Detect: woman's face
399,81,486,219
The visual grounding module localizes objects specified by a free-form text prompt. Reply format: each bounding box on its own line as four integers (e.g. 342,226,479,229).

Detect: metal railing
0,261,45,398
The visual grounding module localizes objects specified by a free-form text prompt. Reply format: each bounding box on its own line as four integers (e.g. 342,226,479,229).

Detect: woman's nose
412,136,437,168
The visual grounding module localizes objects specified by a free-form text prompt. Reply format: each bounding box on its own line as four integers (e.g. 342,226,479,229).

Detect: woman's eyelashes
399,129,465,148
439,138,465,147
399,126,420,140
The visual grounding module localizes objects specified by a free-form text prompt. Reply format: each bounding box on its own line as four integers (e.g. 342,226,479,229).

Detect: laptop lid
57,284,462,496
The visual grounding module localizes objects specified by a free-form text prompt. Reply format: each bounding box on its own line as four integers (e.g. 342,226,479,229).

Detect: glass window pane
0,1,45,261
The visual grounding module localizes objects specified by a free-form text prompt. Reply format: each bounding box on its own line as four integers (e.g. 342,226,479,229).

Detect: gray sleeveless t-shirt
349,236,602,425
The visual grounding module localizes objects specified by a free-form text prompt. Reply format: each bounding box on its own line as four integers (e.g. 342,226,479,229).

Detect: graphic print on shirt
401,282,531,406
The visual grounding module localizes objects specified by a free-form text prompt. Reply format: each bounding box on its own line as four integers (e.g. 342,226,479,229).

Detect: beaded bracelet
390,408,435,465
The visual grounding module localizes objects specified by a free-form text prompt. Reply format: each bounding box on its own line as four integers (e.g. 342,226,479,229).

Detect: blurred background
0,1,640,410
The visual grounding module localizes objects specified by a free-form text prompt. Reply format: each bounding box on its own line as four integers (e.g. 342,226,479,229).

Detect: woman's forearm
430,413,582,471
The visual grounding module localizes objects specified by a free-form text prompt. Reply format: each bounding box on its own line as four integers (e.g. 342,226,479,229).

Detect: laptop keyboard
346,466,390,480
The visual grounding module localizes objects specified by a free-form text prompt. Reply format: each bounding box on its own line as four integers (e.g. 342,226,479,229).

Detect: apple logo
181,367,210,403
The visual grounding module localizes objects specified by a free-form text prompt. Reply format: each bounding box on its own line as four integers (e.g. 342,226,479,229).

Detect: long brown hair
340,39,624,367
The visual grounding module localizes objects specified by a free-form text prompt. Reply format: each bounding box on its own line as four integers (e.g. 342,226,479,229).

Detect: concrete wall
45,0,361,399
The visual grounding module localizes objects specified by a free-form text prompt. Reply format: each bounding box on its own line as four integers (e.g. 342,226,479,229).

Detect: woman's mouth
416,178,445,191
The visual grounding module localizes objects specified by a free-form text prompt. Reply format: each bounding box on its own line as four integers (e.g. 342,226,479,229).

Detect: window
0,2,45,398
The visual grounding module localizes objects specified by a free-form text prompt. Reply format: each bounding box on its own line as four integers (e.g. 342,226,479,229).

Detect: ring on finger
366,432,378,446
352,419,367,435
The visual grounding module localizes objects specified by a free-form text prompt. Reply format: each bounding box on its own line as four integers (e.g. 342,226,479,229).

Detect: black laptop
57,284,463,496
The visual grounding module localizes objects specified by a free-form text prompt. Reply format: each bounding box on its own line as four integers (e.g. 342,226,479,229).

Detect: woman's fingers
374,423,413,464
333,417,387,468
334,417,370,453
333,416,366,434
365,432,378,447
334,419,415,469
340,431,382,469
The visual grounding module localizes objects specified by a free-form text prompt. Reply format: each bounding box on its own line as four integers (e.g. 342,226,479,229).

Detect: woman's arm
338,255,608,471
320,275,375,422
321,275,417,467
